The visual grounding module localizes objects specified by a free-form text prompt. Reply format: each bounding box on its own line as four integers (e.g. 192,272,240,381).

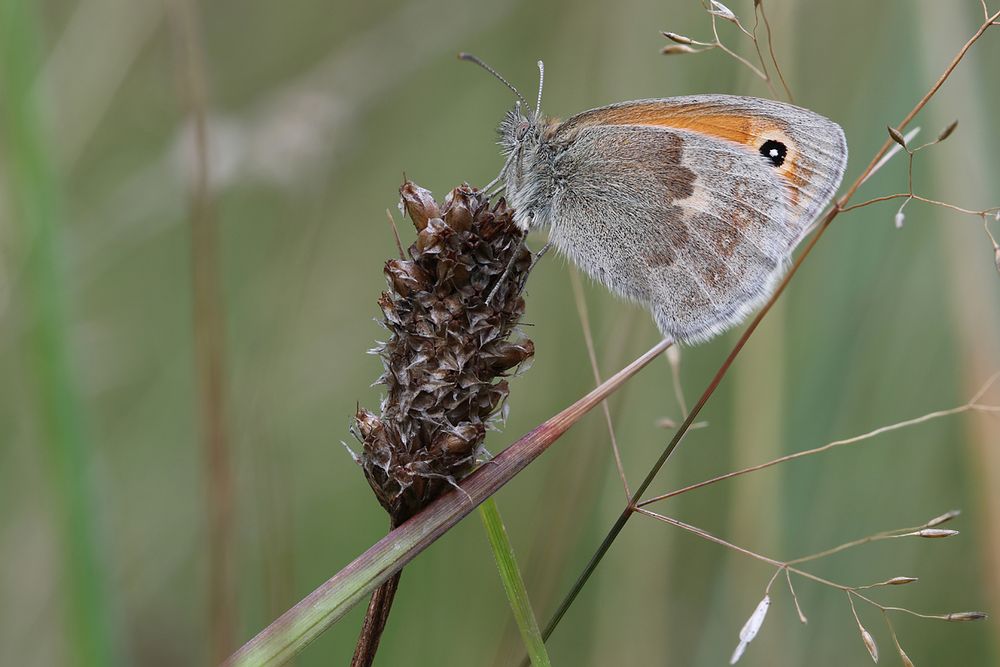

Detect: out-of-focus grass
0,1,115,665
1,1,998,666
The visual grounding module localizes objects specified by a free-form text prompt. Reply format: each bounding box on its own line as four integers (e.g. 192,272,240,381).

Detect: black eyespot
759,139,787,167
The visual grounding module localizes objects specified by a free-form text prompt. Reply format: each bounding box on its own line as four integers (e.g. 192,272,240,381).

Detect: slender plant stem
351,516,404,667
350,569,401,667
537,9,1000,646
569,268,630,499
165,0,236,661
0,2,116,665
638,401,978,507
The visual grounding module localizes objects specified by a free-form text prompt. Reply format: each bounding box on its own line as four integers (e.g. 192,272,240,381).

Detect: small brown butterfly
465,55,847,343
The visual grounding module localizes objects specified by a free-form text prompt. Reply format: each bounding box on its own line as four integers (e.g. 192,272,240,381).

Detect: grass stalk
479,498,551,667
0,1,115,664
224,337,672,666
165,1,235,661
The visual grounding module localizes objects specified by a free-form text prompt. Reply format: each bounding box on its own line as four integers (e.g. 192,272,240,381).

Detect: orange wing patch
554,102,811,207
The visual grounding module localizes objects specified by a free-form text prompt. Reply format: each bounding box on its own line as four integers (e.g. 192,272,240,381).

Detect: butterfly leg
482,173,504,195
528,240,552,272
482,152,517,197
485,238,550,305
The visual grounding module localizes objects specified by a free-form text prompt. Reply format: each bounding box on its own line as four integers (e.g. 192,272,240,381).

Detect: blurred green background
2,0,999,665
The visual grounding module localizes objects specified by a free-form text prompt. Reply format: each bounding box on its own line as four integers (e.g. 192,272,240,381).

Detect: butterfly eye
515,123,530,140
759,139,787,167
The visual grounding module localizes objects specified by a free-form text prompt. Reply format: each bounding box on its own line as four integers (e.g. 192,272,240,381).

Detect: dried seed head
486,340,535,374
710,0,738,22
860,627,879,663
355,182,534,521
740,595,770,643
945,611,988,622
994,246,1000,275
400,181,440,231
912,528,959,538
847,593,878,663
886,576,918,586
443,186,474,232
888,125,908,148
662,31,694,44
385,259,430,296
925,509,961,527
730,642,747,665
894,210,905,228
730,595,770,664
936,119,959,143
661,44,699,55
432,424,486,457
898,647,914,667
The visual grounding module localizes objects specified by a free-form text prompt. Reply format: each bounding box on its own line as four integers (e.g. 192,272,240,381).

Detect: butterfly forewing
544,95,847,342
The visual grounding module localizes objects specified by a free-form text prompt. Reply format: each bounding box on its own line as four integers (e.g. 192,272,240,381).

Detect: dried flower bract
888,125,908,149
354,182,534,523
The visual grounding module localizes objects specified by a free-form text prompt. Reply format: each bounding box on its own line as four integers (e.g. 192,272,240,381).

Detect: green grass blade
0,2,116,665
479,498,551,667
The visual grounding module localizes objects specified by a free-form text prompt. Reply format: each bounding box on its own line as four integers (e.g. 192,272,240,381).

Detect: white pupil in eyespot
769,148,779,157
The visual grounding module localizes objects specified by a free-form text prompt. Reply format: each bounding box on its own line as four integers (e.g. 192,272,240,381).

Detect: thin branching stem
785,568,808,624
638,506,985,627
638,376,999,507
841,192,999,217
667,349,689,418
786,529,922,566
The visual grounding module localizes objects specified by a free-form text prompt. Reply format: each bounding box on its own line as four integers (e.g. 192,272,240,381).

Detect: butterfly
467,55,848,344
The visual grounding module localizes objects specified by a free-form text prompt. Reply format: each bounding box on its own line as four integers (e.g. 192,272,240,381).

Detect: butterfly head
498,101,544,155
460,54,555,228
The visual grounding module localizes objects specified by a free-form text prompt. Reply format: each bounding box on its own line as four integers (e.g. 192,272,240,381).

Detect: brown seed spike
662,31,694,44
915,528,959,538
936,119,959,142
925,509,961,527
355,182,533,522
662,44,699,55
888,125,908,148
860,628,879,663
945,611,988,622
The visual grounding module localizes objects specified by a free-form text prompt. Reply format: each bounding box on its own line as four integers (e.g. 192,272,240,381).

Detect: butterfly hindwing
544,95,847,342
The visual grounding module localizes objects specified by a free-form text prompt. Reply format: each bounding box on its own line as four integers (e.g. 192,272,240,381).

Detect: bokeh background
2,0,999,665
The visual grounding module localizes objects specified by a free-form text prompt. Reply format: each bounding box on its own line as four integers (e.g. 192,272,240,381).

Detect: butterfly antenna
458,52,529,109
535,60,544,117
